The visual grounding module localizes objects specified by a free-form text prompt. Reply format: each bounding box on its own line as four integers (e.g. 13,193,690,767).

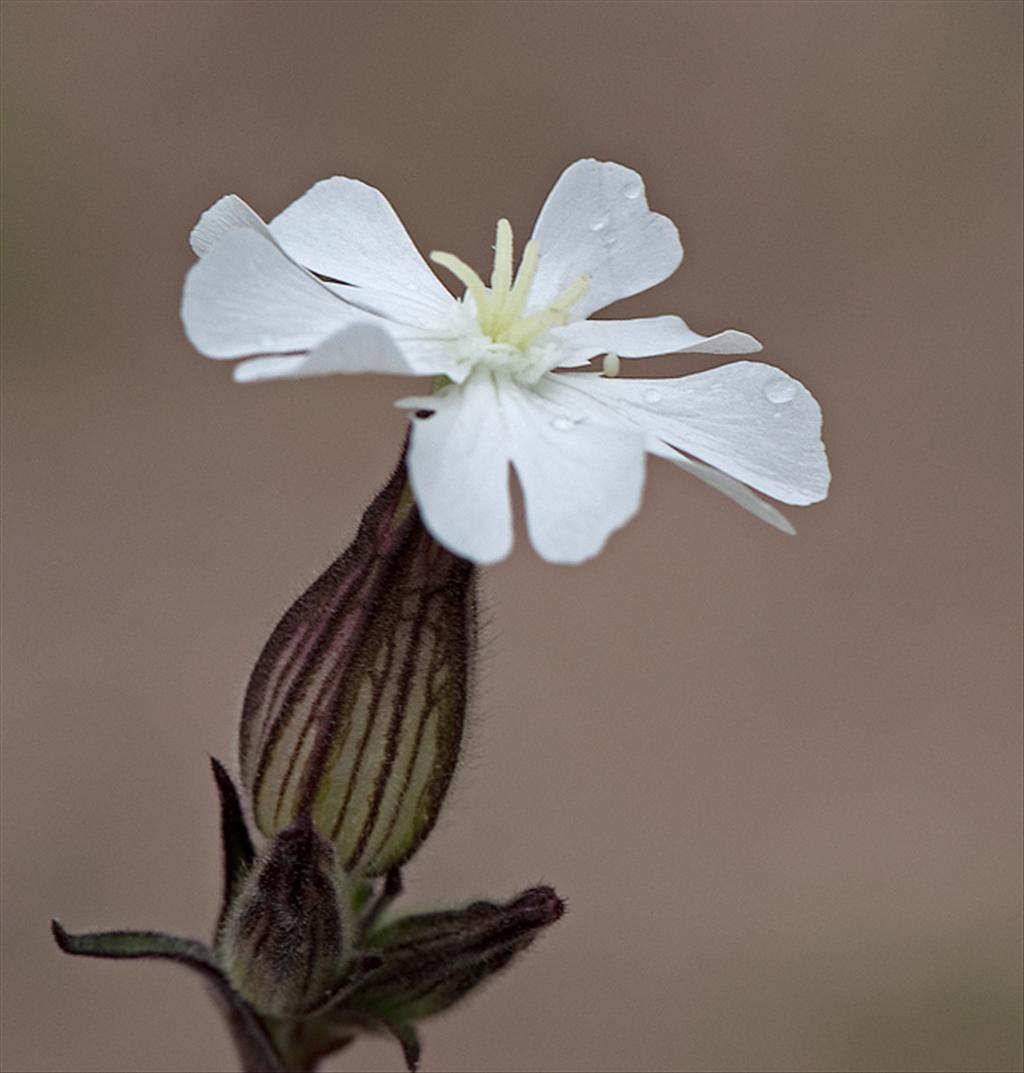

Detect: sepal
239,451,477,878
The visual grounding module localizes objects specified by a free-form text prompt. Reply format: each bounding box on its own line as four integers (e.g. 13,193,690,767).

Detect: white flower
182,159,829,564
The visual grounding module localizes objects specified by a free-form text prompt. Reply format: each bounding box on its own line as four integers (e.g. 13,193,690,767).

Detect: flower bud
216,815,349,1018
239,451,476,878
351,886,565,1024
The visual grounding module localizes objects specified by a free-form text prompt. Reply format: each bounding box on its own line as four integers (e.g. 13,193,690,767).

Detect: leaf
51,921,219,966
210,756,256,931
387,1022,421,1073
51,921,286,1073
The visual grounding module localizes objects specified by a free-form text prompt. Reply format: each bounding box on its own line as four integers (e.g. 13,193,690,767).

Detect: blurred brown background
2,2,1021,1071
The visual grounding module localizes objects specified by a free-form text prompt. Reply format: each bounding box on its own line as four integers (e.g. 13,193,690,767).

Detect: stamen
602,352,621,377
433,225,592,362
503,309,562,349
490,219,514,305
503,238,540,326
430,251,491,321
502,272,591,349
550,273,591,313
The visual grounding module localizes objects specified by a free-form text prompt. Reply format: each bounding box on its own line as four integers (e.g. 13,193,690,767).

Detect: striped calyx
216,815,349,1017
239,451,476,878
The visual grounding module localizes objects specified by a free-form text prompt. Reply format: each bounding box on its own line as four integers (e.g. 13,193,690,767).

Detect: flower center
430,220,589,358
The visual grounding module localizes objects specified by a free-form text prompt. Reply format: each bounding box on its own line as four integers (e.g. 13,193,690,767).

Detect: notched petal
189,194,270,257
528,159,683,318
269,176,454,325
181,228,353,359
552,315,762,365
407,371,514,564
570,361,830,506
504,375,648,564
648,439,796,534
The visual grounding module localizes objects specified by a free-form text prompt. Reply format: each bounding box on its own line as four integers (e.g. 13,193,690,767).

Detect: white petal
189,194,270,256
561,361,830,505
407,373,513,565
181,228,353,358
551,315,762,366
503,375,647,564
269,177,454,328
671,325,763,355
232,355,307,382
527,159,682,319
646,439,795,534
393,393,439,411
319,280,456,331
233,321,446,383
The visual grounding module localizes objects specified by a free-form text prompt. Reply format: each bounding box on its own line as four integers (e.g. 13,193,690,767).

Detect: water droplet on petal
550,410,587,430
623,182,643,200
642,388,663,405
763,378,798,404
590,214,611,232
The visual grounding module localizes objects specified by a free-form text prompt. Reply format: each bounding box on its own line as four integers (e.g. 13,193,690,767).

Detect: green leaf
51,921,286,1072
211,756,256,930
51,921,218,966
387,1021,421,1073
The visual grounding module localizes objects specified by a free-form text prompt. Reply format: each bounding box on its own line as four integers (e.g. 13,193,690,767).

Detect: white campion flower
182,159,829,564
